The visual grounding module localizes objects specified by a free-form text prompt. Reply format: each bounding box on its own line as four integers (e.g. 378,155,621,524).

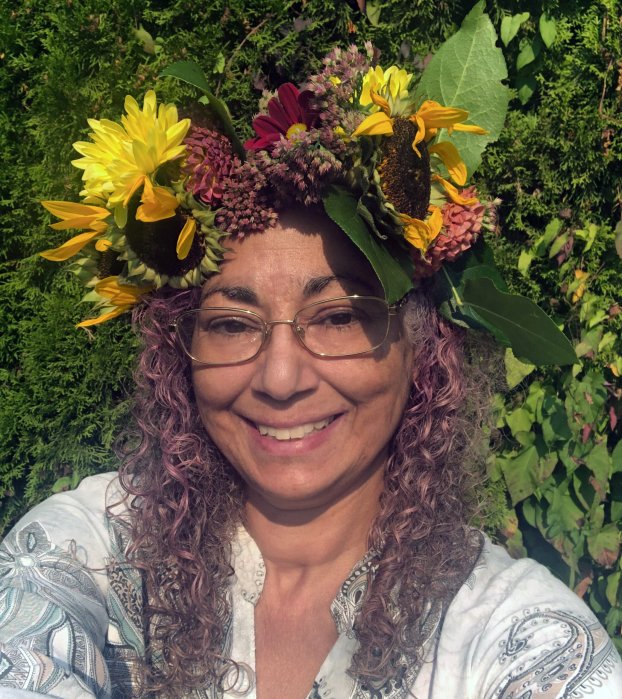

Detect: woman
1,45,621,697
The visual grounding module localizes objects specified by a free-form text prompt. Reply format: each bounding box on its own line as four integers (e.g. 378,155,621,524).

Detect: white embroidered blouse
0,472,620,698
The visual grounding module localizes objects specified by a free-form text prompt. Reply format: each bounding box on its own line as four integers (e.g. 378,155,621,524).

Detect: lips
255,416,335,441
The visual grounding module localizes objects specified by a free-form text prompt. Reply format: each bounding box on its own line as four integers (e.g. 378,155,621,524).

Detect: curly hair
116,283,489,695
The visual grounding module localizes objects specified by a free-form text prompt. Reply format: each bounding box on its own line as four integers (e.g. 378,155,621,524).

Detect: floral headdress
39,10,576,366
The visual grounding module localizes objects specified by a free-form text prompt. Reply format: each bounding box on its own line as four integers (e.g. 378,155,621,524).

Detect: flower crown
40,39,576,366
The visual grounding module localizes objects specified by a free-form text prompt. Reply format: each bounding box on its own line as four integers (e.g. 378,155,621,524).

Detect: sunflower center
125,209,204,277
286,122,308,140
378,117,431,221
97,249,125,279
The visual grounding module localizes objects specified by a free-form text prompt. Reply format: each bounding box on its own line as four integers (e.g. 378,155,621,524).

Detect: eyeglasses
173,295,403,366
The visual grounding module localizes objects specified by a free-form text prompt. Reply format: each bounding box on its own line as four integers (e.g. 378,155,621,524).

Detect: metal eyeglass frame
171,294,407,366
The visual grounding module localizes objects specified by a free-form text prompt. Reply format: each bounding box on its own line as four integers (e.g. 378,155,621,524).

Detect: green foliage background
1,0,621,651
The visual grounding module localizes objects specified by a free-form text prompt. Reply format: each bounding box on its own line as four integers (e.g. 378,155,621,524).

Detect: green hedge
1,0,620,651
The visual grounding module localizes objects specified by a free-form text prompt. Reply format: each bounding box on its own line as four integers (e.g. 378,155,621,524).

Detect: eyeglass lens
176,297,390,364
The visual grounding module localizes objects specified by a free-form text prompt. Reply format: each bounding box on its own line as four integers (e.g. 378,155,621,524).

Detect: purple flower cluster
215,160,277,238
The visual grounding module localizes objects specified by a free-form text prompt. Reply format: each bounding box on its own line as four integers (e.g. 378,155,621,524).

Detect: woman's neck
244,471,382,581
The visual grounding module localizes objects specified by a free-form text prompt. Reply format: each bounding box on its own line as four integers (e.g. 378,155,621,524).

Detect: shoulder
432,534,622,697
0,472,125,591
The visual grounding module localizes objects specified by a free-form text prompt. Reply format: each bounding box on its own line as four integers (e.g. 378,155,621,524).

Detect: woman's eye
203,318,260,335
312,309,362,329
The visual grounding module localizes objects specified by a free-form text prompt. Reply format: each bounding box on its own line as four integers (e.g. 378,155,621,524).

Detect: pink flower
245,83,319,151
412,187,486,278
183,127,235,206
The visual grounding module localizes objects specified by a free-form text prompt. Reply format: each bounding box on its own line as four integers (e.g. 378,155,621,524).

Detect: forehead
202,208,382,301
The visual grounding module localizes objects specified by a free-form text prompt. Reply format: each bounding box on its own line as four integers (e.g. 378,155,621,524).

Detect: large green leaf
415,1,510,177
461,276,577,365
323,187,413,304
159,61,244,158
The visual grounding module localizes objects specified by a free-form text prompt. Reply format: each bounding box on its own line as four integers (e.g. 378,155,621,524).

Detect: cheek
192,367,247,420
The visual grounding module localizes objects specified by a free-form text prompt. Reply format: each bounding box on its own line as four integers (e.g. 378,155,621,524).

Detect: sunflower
351,63,487,253
72,90,191,226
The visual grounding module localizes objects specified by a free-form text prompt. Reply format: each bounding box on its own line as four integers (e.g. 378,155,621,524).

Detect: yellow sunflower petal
49,217,109,232
400,213,439,252
95,276,153,305
135,179,178,222
176,217,197,260
452,123,488,135
427,206,444,239
428,141,467,186
432,175,479,205
369,88,390,113
95,238,113,252
40,230,101,262
417,100,469,128
352,111,394,138
410,114,426,156
41,201,110,221
76,306,130,328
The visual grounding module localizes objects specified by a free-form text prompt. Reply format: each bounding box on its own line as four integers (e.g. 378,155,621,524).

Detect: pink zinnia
413,187,486,278
183,127,235,206
245,83,319,152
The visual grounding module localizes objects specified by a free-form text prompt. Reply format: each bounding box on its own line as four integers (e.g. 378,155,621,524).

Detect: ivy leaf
539,13,557,48
516,35,543,72
415,1,510,177
587,524,620,568
499,445,539,504
323,187,413,304
516,75,537,105
505,347,535,388
500,12,530,46
461,276,577,365
159,61,244,158
366,1,381,26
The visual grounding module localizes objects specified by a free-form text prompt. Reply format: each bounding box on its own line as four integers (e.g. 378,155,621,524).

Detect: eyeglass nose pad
295,323,305,339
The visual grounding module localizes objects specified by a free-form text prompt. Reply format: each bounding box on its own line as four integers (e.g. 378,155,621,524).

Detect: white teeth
257,417,333,441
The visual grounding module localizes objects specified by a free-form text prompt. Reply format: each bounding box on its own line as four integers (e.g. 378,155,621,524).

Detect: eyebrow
201,274,377,305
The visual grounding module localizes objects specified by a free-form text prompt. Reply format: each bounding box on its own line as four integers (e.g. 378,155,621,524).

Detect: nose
251,321,318,401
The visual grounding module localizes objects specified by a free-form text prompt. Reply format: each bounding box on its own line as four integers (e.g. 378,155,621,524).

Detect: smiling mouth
255,417,336,441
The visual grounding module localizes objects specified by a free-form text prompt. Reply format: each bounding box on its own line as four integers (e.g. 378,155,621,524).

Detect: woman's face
192,208,414,512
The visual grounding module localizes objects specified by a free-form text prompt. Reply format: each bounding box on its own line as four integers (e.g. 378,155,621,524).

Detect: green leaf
415,1,510,177
539,13,557,49
533,219,563,256
505,347,535,388
159,61,244,158
134,25,157,55
587,524,620,568
516,35,543,72
500,445,539,504
322,187,413,304
517,250,533,277
460,277,577,365
549,232,569,258
585,443,612,492
366,1,381,26
213,52,225,74
605,572,620,607
615,219,622,259
500,12,530,46
516,75,537,105
506,407,533,436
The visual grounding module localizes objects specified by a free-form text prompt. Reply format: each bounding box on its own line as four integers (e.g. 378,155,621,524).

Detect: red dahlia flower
245,83,319,151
